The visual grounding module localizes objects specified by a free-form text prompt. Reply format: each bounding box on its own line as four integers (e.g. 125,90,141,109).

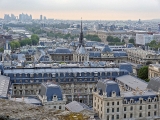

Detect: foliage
106,36,121,42
10,34,39,50
147,40,160,50
138,66,149,82
85,34,101,42
128,38,135,44
47,32,77,40
0,48,4,52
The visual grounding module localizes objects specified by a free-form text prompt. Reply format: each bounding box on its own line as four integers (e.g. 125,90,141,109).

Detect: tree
129,39,135,44
85,35,101,42
9,42,15,50
106,36,114,42
138,66,148,82
0,48,4,52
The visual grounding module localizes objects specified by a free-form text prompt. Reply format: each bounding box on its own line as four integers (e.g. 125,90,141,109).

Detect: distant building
40,15,43,21
136,34,153,45
125,48,160,65
4,41,11,55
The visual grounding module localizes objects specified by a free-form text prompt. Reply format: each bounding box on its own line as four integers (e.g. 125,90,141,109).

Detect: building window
130,106,133,111
148,105,151,109
112,108,114,112
116,115,119,119
130,113,132,118
139,113,142,117
154,111,157,116
139,106,142,110
59,106,61,109
112,115,114,120
124,114,126,118
107,102,109,106
54,106,56,109
107,116,109,120
124,107,126,111
140,100,142,104
154,104,157,109
148,112,150,117
117,101,119,105
117,108,119,112
112,102,114,105
107,108,109,113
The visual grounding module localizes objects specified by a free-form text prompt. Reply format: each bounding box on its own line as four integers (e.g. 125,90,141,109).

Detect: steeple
79,18,84,47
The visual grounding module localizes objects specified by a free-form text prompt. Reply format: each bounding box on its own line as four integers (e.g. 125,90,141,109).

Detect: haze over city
0,0,160,20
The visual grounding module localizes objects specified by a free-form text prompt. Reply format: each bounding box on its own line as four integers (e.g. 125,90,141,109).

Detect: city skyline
0,0,160,20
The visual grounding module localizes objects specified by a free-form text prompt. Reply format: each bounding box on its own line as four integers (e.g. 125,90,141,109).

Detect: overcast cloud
0,0,160,20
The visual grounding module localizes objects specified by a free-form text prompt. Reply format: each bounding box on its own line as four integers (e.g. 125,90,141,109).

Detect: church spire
79,18,84,47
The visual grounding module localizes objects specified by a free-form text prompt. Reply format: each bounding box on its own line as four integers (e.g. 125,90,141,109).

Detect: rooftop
147,77,160,92
66,101,93,113
116,75,148,91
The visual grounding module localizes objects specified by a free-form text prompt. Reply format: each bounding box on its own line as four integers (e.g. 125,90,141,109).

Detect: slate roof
123,91,157,102
66,101,93,113
126,43,135,48
96,79,120,97
4,67,127,74
113,51,127,57
89,51,101,58
76,45,87,54
102,45,111,52
53,48,72,54
119,63,133,73
147,77,160,92
40,83,63,101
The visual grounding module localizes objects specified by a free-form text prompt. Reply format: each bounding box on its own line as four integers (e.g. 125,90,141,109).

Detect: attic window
54,95,57,98
148,98,152,102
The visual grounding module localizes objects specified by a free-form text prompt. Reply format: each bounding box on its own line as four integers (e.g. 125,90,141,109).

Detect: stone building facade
148,64,160,79
93,79,160,120
2,66,130,106
125,49,160,65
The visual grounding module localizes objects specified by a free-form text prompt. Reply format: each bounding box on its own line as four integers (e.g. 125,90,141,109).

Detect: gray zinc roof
66,101,92,112
116,75,148,91
4,67,123,74
147,77,160,92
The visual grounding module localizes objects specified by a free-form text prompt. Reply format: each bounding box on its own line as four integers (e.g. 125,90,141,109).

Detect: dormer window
154,97,157,102
130,99,134,103
54,95,57,98
112,91,116,97
123,99,127,104
148,98,152,102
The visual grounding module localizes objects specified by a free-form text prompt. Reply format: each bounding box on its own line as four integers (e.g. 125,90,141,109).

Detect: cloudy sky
0,0,160,20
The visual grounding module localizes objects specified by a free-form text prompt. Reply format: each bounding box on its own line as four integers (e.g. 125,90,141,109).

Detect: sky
0,0,160,20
